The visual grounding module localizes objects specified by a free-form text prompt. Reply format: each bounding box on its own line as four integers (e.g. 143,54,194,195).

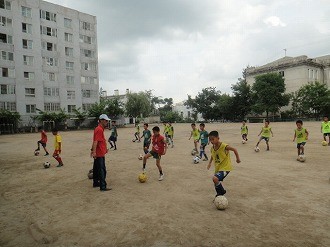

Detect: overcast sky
48,0,330,104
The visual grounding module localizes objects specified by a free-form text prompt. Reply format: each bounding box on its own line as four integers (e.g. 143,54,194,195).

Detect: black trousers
93,157,107,190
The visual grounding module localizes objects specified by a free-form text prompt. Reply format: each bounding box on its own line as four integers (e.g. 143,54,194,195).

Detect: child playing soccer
141,123,152,154
321,116,330,145
133,123,141,142
108,120,118,150
207,131,241,198
189,123,200,153
256,120,274,151
167,123,174,148
199,123,209,161
241,120,248,142
52,128,63,167
292,120,309,160
35,127,49,156
142,126,167,181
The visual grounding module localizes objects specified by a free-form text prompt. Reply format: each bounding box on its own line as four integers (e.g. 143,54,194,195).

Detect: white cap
99,114,110,121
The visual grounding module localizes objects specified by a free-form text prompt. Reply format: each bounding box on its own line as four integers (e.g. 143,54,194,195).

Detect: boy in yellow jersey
241,120,248,142
256,120,274,151
167,122,174,148
52,128,63,167
189,123,200,153
133,123,141,142
292,120,309,160
207,130,241,198
163,122,169,144
321,116,330,145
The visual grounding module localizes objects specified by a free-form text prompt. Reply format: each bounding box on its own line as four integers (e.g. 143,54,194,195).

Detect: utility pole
283,48,287,57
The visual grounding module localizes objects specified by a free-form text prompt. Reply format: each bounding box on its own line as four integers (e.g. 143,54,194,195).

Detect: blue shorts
214,171,230,181
297,142,306,149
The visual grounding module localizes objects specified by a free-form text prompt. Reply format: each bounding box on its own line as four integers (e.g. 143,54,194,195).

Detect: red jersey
151,134,166,155
93,124,107,157
41,130,47,143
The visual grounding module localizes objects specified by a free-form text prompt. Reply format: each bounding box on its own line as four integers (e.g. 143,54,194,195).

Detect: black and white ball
43,161,51,169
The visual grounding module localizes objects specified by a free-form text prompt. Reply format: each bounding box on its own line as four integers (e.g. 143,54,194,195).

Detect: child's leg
256,137,262,147
36,140,41,150
113,140,117,150
194,140,198,151
297,145,300,156
155,159,163,175
213,176,226,196
142,153,152,171
199,144,204,158
53,151,63,166
108,138,114,148
43,145,49,155
266,140,269,150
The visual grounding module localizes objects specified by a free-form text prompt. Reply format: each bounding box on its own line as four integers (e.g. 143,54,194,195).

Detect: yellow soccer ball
322,141,328,146
138,173,147,183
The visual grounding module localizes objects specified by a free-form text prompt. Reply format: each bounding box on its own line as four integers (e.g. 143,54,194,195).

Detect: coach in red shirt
91,114,111,191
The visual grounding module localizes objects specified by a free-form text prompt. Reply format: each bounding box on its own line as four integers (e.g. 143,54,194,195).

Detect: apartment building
245,55,330,93
0,0,99,125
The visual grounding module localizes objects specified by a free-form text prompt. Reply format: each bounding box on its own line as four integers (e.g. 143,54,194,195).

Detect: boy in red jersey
142,126,167,181
35,127,49,156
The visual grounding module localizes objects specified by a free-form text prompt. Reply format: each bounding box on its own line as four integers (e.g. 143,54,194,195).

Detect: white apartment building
0,0,99,125
245,55,330,93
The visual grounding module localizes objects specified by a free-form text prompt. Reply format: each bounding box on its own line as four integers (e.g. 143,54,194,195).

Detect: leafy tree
125,92,152,118
162,111,183,123
293,81,330,118
88,100,107,118
231,79,252,120
185,87,221,121
0,110,21,132
106,97,124,118
159,97,174,121
215,94,235,120
72,107,88,129
36,109,68,128
251,73,290,118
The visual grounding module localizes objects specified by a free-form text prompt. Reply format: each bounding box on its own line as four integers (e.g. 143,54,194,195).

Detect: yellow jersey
54,134,62,150
295,128,307,144
191,128,200,140
261,126,272,138
167,126,174,136
211,142,232,173
241,125,248,135
321,121,330,134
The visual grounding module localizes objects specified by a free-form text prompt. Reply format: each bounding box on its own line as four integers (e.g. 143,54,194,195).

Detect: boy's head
265,120,270,126
52,127,58,135
296,119,303,129
242,120,246,125
144,123,149,129
152,126,160,135
324,116,329,122
191,123,196,129
199,123,205,130
208,130,220,144
111,120,116,125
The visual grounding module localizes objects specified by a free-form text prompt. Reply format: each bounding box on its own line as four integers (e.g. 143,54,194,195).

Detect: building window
66,61,74,70
66,75,74,84
44,103,60,112
81,62,97,71
0,102,16,111
80,21,93,31
0,16,12,27
40,10,56,22
24,71,34,80
43,57,58,67
64,32,73,42
1,67,15,78
65,47,73,57
41,41,57,51
82,89,96,98
44,87,59,97
22,39,33,49
79,34,94,44
64,18,72,28
67,90,75,100
25,88,35,97
21,6,32,17
1,51,14,61
23,55,34,66
82,103,93,112
80,48,95,58
22,23,32,34
0,0,11,10
40,26,57,37
81,76,97,84
26,104,36,113
0,84,15,95
67,105,76,113
43,72,56,82
0,33,13,44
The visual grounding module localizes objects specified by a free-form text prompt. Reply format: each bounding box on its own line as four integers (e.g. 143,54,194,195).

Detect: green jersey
261,126,272,138
295,128,307,144
321,121,330,134
241,125,248,135
142,129,151,143
199,130,208,144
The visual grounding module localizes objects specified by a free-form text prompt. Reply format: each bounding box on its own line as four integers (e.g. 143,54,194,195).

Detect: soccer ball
254,146,260,152
138,154,143,160
87,169,93,179
322,141,328,146
298,155,306,162
242,140,246,144
138,173,147,183
191,149,197,156
193,156,200,164
43,161,51,169
34,150,40,156
214,195,228,210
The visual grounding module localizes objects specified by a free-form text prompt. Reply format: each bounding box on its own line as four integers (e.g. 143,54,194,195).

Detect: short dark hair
144,123,149,127
52,128,58,133
265,120,270,124
152,126,160,132
242,120,246,123
191,123,196,126
200,123,205,127
111,120,116,123
209,130,219,138
324,115,328,119
296,119,303,124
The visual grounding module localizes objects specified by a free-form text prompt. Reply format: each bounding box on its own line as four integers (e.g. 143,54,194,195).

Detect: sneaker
35,149,40,151
296,157,300,161
56,163,63,167
203,158,208,161
100,187,112,191
143,168,146,173
158,174,164,181
44,153,49,156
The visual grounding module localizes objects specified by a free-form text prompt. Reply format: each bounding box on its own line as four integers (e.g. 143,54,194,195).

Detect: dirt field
0,122,329,247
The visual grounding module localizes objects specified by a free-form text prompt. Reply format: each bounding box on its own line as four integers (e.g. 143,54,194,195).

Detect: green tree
125,92,152,118
0,110,21,132
162,111,183,123
106,97,124,118
215,94,235,120
88,99,107,118
36,109,68,128
231,79,252,120
72,107,88,129
293,81,330,118
251,73,290,118
159,97,174,121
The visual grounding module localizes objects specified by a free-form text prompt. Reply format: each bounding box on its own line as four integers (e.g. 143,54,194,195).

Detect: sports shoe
44,153,49,156
56,163,63,167
158,174,164,181
203,158,208,161
143,168,146,173
100,187,112,191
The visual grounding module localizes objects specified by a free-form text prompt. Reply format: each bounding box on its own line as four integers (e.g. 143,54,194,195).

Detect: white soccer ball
299,155,306,162
254,146,260,152
242,140,246,144
43,161,51,169
34,150,40,156
138,154,143,160
214,195,228,210
193,156,200,164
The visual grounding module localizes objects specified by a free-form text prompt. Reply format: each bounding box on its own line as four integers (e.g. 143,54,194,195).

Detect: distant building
245,55,330,93
173,102,204,122
0,0,99,125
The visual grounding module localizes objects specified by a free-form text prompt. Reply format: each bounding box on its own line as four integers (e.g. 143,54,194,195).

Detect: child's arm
292,131,296,142
305,129,309,140
270,129,274,137
189,131,192,140
207,156,213,170
226,145,241,163
58,142,62,153
246,126,248,134
162,139,167,155
258,129,262,136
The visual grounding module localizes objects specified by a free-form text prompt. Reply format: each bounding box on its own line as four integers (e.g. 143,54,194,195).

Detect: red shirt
41,130,47,143
152,134,166,155
93,124,107,157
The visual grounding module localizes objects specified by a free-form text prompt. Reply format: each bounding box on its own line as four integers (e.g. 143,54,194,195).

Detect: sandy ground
0,122,329,247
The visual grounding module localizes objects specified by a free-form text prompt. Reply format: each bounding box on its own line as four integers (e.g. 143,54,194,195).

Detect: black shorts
38,140,46,147
323,133,330,137
297,142,306,149
143,141,150,149
149,150,161,160
109,136,117,142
